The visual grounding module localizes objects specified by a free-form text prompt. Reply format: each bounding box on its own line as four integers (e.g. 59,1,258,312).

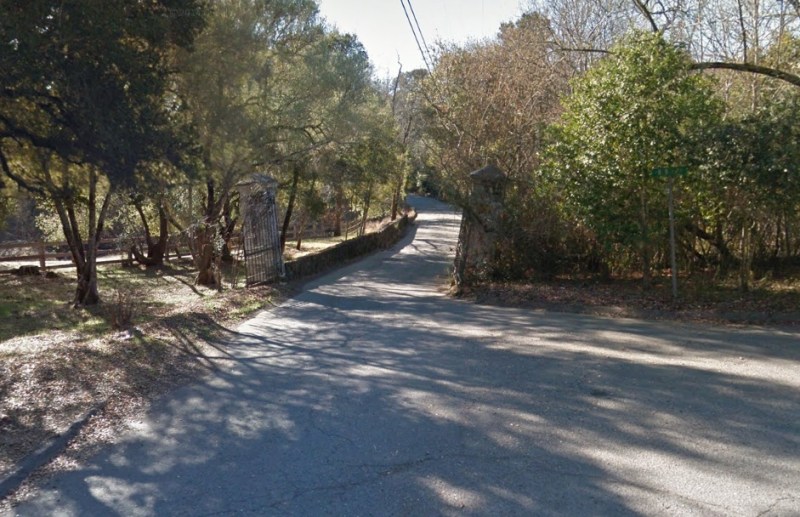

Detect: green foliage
550,31,723,279
0,0,207,304
493,184,592,280
695,92,800,286
0,0,205,180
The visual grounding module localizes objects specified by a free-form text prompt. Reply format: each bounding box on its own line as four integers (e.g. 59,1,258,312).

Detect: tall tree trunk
65,204,86,267
359,183,373,237
280,164,300,252
715,222,734,276
74,170,112,307
295,211,308,251
153,203,169,262
390,176,403,221
219,196,238,263
192,223,217,285
52,197,85,275
333,186,344,237
739,223,752,292
192,180,219,286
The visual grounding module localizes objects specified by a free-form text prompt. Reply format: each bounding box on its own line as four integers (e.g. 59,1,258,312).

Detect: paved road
6,196,800,516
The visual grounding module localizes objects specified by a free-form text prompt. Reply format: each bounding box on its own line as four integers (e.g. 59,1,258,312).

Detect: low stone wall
284,211,416,280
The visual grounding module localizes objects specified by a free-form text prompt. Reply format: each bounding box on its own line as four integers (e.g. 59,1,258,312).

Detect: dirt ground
471,276,800,326
0,260,291,496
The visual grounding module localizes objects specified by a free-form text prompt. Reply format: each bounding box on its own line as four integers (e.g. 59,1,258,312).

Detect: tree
420,13,570,200
126,164,192,268
0,0,205,306
336,132,405,236
174,0,321,283
535,0,800,89
389,68,429,216
551,31,723,285
267,30,376,250
694,94,800,289
413,14,584,278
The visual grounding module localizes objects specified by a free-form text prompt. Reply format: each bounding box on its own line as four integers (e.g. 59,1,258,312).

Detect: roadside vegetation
399,1,800,303
1,0,409,307
1,0,412,485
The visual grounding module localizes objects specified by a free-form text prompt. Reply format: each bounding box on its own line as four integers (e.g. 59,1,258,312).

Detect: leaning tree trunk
295,210,309,251
52,197,85,279
280,164,300,252
390,176,403,221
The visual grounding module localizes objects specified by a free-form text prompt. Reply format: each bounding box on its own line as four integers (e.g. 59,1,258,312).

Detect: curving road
6,196,800,516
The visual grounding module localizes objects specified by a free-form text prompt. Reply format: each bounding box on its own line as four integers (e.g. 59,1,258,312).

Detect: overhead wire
400,0,431,72
405,0,435,68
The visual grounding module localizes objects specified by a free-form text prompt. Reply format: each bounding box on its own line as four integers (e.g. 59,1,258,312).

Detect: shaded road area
6,196,800,516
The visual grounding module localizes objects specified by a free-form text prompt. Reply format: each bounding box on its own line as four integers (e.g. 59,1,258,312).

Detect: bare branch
0,146,46,196
692,61,800,88
553,46,612,55
632,0,660,32
736,0,749,63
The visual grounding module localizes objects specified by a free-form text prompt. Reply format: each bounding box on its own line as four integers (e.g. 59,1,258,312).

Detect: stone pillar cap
236,174,278,189
470,164,506,183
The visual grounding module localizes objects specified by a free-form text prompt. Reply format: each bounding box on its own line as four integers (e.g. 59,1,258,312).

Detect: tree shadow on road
10,197,800,516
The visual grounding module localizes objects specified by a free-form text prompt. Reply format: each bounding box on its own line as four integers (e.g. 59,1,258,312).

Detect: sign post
651,166,688,300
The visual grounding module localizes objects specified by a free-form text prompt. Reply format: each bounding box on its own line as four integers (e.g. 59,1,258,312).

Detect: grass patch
0,272,76,341
0,302,14,319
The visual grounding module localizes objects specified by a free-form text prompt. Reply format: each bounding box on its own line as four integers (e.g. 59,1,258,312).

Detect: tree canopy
552,32,723,283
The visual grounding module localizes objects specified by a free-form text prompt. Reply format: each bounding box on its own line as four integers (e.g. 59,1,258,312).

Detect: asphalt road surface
6,196,800,516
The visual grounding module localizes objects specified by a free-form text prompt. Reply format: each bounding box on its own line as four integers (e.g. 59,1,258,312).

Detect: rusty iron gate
236,175,284,285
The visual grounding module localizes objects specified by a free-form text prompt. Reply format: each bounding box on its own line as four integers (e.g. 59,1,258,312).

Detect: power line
406,0,434,67
400,0,431,72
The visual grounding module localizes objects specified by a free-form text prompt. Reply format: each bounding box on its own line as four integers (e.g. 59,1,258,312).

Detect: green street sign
651,166,688,178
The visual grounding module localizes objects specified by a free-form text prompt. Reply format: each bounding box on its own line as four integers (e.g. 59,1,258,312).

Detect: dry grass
283,235,349,260
472,275,800,326
0,260,289,498
282,217,395,260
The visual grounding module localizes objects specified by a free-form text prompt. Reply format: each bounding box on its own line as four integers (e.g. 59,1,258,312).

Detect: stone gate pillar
453,164,507,292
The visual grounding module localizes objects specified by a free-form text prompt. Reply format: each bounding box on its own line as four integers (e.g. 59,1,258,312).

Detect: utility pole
652,166,687,300
667,175,678,300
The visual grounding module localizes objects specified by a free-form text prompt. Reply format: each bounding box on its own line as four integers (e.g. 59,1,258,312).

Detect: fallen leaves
0,266,289,506
473,278,800,326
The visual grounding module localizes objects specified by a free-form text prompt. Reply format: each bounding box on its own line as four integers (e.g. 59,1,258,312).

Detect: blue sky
317,0,527,79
